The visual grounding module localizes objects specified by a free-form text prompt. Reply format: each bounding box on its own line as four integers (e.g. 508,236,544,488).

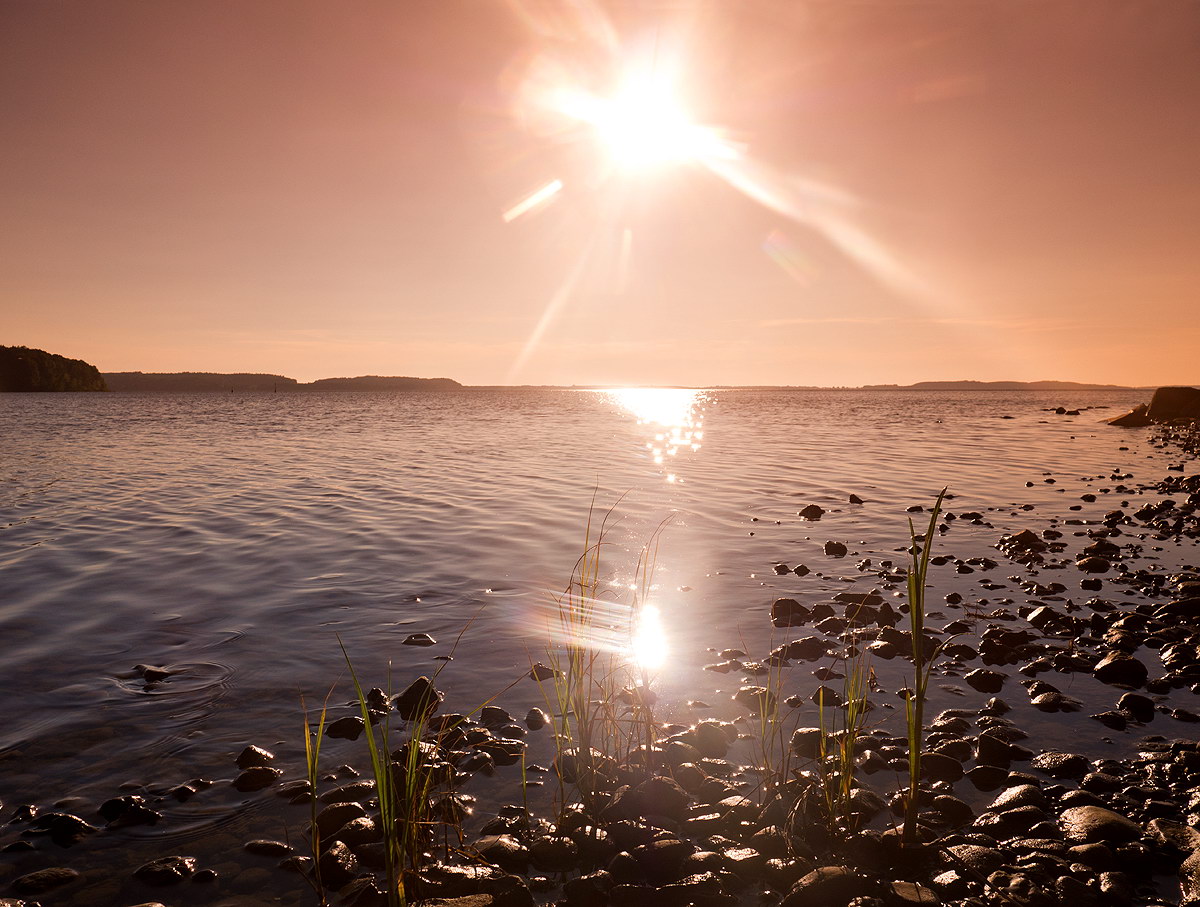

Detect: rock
326,715,365,739
30,811,99,845
1030,752,1090,779
823,541,848,558
921,752,964,783
475,834,530,872
236,744,275,768
1106,404,1152,428
1076,557,1111,574
1181,849,1200,903
965,669,1006,693
889,880,939,905
12,867,80,895
849,494,864,504
791,728,823,759
234,766,282,791
771,598,811,627
782,865,874,907
530,836,579,873
943,844,1006,876
318,840,359,888
794,564,811,576
395,676,443,721
319,780,375,803
528,662,559,681
1146,386,1200,421
1093,653,1148,688
403,633,437,646
525,708,549,730
799,504,825,520
1118,692,1155,722
134,856,198,885
1058,806,1141,844
245,839,293,856
315,801,367,837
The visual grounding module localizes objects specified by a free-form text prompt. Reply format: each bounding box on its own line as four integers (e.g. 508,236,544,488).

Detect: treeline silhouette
103,372,463,392
0,346,107,391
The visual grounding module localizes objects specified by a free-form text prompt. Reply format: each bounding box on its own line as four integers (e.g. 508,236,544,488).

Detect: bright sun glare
555,80,728,170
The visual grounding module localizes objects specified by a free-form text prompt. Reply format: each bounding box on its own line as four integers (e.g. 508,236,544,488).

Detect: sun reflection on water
630,604,668,671
600,387,706,481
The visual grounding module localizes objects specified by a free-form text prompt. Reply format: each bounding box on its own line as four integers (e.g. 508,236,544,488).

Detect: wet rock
799,505,825,520
234,766,283,791
1181,850,1200,903
1118,692,1155,722
782,865,874,907
530,836,579,873
1031,752,1090,780
734,685,776,714
1058,806,1141,844
1076,557,1111,574
920,752,964,783
524,708,549,730
319,780,375,804
12,867,80,895
134,856,198,885
564,870,613,907
823,541,848,558
135,663,172,682
475,834,530,872
528,662,559,681
327,715,366,740
236,744,275,769
403,632,436,646
396,675,444,720
1093,653,1148,688
849,494,864,504
790,728,823,760
318,840,359,888
964,669,1006,693
315,801,367,838
245,839,293,856
794,563,811,576
889,880,939,905
771,598,811,627
30,811,99,845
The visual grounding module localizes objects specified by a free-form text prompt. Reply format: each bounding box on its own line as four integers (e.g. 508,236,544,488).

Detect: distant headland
103,372,463,392
0,345,108,391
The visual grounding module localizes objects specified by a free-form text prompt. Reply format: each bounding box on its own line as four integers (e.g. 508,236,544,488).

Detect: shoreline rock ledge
1108,385,1200,427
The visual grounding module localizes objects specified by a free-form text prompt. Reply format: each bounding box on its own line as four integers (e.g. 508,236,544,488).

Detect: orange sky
2,0,1198,386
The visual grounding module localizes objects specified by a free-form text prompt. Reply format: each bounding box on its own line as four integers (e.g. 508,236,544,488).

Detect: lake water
1,387,1193,903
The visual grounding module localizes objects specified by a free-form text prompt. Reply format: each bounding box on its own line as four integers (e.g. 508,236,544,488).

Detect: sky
2,0,1198,387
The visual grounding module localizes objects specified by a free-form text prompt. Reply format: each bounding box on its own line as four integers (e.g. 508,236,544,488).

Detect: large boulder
1147,386,1200,422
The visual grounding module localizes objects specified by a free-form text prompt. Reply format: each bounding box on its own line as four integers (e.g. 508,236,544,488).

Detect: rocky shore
2,423,1199,907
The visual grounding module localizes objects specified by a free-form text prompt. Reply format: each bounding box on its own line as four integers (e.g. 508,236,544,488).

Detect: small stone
234,767,283,792
1093,653,1148,688
528,662,560,681
13,867,81,895
236,744,275,769
799,504,825,520
245,839,293,857
326,715,365,740
134,856,198,885
1059,806,1141,844
824,541,848,558
403,633,436,646
395,676,443,720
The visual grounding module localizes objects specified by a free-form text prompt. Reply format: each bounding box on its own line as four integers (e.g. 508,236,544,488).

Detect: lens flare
631,604,667,670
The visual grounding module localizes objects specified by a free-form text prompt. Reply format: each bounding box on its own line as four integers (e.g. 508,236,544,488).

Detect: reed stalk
902,487,947,844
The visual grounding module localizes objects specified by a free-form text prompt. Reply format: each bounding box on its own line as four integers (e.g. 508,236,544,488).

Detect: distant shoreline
98,373,1171,393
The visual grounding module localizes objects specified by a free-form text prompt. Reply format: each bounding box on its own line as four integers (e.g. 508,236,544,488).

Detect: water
0,387,1193,903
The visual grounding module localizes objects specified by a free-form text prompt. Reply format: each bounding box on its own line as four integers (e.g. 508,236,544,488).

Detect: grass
537,495,671,822
902,487,948,845
301,688,333,905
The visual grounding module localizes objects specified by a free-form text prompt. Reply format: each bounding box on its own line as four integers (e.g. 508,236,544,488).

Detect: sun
554,77,728,171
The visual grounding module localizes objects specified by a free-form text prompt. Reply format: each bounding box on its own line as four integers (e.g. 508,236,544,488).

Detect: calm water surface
1,388,1193,903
